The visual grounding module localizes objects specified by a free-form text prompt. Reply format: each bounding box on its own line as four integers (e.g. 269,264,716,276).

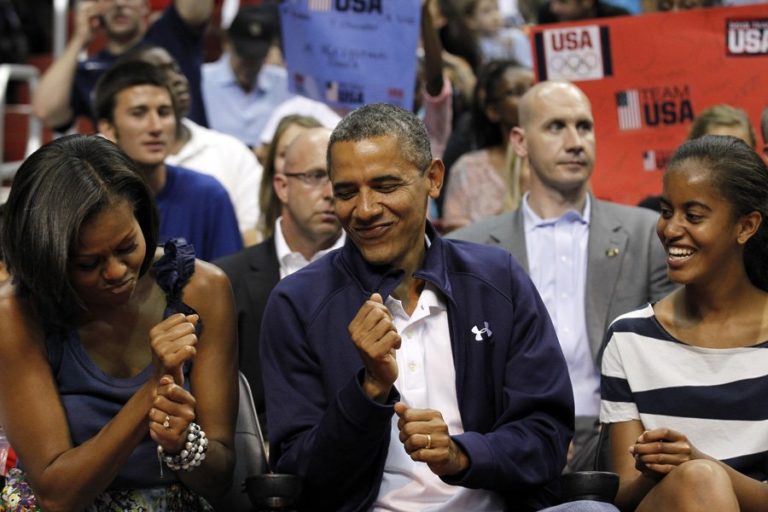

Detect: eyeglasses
282,170,330,187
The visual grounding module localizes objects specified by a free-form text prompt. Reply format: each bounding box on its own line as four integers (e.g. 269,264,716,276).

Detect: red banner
531,4,768,205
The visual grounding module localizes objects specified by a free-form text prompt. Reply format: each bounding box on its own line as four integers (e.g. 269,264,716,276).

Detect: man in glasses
214,126,343,434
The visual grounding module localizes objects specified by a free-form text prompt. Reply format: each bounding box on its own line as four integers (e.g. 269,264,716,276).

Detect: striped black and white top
600,303,768,481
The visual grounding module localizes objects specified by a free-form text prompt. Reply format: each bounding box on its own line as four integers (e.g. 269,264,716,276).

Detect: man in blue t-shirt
32,0,212,132
93,59,243,262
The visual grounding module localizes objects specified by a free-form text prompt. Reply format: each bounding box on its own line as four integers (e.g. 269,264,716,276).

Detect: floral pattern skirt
0,468,213,512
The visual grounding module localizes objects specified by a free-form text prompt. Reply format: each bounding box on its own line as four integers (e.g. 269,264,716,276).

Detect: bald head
275,126,340,257
518,81,592,129
510,80,595,210
284,127,332,173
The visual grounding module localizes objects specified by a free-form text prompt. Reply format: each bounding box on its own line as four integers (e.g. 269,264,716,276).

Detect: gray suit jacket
450,197,676,362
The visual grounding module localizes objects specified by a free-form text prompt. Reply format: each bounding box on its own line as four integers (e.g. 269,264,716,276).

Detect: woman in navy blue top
0,135,237,510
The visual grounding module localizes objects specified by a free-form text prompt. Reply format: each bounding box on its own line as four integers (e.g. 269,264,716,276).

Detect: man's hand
395,402,469,476
73,0,108,48
348,293,400,402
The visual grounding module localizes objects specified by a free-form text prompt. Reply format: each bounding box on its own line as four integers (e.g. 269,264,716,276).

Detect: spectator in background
202,4,293,149
121,44,264,246
255,98,341,165
257,115,324,241
435,0,482,110
537,0,630,23
214,127,344,437
455,0,533,68
94,60,242,261
442,60,533,231
688,104,756,148
638,103,756,212
451,81,675,472
32,0,212,132
417,0,467,166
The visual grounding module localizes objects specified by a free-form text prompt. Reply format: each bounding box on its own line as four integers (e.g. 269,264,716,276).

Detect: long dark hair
470,59,530,149
2,135,158,330
667,135,768,291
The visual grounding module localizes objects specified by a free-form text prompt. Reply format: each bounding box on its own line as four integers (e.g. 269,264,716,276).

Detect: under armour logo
471,322,493,341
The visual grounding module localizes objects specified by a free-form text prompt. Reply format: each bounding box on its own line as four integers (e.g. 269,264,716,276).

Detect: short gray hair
328,103,432,174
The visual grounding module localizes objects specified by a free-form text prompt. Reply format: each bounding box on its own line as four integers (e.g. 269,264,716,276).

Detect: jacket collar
334,221,455,304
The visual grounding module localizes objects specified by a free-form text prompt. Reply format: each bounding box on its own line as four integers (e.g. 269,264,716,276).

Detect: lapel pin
606,248,620,257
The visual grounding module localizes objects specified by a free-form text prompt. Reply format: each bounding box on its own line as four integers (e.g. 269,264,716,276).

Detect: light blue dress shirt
522,194,600,417
201,55,294,147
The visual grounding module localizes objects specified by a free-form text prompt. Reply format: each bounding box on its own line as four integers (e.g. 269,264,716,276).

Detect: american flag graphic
309,0,333,11
642,150,656,171
616,90,641,130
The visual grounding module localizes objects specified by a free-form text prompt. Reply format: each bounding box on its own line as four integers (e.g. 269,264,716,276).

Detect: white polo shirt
274,217,345,278
371,281,504,511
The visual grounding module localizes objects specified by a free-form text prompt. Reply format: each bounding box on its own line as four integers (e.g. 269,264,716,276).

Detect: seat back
212,372,269,511
594,423,612,472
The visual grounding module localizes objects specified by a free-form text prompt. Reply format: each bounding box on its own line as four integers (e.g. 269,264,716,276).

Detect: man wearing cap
202,3,294,149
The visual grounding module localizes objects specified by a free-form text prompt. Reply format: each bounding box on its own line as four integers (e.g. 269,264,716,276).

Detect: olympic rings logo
549,52,600,77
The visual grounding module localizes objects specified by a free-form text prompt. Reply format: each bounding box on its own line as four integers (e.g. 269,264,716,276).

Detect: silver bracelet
157,422,208,472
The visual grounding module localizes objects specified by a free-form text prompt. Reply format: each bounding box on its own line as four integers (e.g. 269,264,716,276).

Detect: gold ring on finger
425,433,432,450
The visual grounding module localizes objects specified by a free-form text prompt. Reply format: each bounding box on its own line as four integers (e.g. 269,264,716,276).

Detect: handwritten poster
280,0,421,111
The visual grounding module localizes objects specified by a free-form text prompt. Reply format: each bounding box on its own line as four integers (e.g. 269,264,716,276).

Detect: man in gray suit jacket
214,127,343,433
451,81,675,470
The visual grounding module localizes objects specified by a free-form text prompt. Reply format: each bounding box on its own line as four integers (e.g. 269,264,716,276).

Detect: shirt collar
274,217,292,263
210,54,246,89
173,118,214,158
335,221,455,304
385,281,447,321
521,192,591,232
274,217,346,265
211,54,270,95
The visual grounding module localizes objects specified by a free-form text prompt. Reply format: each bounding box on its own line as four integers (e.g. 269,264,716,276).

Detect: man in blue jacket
260,103,613,511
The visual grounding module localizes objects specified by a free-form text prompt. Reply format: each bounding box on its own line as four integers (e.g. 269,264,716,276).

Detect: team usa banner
531,3,768,205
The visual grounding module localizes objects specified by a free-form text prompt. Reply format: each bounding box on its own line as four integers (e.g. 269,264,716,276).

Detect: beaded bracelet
157,422,209,473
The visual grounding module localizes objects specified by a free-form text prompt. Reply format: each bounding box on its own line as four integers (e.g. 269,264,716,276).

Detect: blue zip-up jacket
260,224,575,511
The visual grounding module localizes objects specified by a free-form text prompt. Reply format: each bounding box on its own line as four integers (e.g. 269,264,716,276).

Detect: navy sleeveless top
42,240,200,490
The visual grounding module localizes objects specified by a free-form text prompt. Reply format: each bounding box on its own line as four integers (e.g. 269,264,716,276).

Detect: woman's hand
630,428,705,478
149,374,197,454
150,313,199,385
